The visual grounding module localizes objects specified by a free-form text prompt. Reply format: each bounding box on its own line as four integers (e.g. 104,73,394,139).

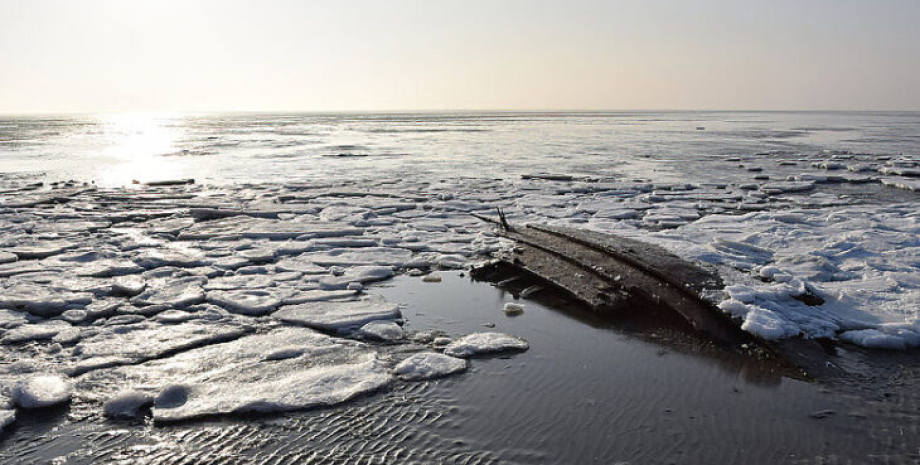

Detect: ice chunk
318,266,395,289
207,289,285,316
154,309,197,324
839,329,911,350
134,249,209,269
7,243,75,259
131,277,206,308
283,289,359,305
112,275,147,296
0,251,17,264
0,283,93,317
0,261,45,278
12,374,71,408
274,296,401,333
274,256,327,274
357,321,404,341
103,390,154,419
395,352,468,380
422,273,442,283
133,327,392,422
70,321,252,375
503,302,524,316
443,332,529,358
1,321,72,345
0,409,14,432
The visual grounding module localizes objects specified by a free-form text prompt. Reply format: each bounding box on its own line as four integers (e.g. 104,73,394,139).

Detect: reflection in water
475,269,797,386
94,113,188,186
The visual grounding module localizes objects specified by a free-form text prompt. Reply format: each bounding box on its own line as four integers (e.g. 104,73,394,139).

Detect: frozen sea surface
0,112,918,462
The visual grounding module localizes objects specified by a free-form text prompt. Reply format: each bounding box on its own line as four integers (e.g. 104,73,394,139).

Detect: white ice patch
70,321,252,375
207,289,287,316
443,332,530,358
136,327,392,422
605,205,920,348
12,374,71,408
274,296,401,333
395,352,468,380
357,321,404,341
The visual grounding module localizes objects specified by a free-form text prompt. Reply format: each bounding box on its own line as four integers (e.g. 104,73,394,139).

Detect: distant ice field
1,111,918,349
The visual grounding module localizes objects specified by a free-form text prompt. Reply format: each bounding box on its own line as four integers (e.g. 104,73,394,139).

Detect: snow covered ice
444,332,530,358
395,352,468,380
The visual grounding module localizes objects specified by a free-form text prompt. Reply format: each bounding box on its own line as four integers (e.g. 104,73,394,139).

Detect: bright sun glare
96,113,187,185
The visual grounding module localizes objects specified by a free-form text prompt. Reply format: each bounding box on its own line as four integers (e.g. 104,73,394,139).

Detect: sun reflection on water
95,113,190,186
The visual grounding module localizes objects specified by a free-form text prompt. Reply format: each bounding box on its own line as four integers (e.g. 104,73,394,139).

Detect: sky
1,0,919,113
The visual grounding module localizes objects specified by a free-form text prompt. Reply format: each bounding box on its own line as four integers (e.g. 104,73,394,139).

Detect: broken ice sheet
69,320,253,376
274,295,401,334
79,327,391,422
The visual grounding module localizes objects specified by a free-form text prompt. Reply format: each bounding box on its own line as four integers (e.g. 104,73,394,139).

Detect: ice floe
443,332,530,358
274,296,401,334
395,352,468,380
12,374,71,408
94,327,393,422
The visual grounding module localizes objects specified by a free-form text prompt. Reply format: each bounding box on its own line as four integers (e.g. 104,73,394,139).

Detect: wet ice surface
0,112,919,462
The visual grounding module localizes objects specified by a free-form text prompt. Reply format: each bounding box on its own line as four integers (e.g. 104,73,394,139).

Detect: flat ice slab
395,352,468,380
110,327,392,422
274,296,401,333
443,332,530,358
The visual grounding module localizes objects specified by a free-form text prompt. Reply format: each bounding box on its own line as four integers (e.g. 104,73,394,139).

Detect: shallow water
4,272,912,464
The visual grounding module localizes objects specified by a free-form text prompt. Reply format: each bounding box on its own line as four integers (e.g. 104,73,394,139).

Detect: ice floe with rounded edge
207,289,288,316
274,256,328,274
0,261,46,278
318,265,395,290
7,243,76,259
0,251,17,264
0,283,93,317
110,327,392,422
112,275,146,296
103,390,154,419
133,249,209,269
131,277,206,308
357,321,404,341
395,352,468,380
443,332,529,358
274,296,401,333
12,374,71,408
1,321,72,345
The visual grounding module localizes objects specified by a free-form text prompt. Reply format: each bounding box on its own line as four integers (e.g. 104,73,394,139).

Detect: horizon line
2,108,920,117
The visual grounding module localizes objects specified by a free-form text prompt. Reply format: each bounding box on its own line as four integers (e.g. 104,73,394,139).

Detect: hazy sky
1,0,919,113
